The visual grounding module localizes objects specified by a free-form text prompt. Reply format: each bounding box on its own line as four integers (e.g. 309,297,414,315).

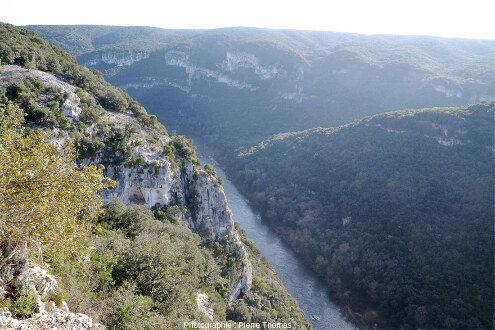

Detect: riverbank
195,145,353,330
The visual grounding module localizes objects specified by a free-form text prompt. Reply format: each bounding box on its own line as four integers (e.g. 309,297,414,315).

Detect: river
195,146,353,330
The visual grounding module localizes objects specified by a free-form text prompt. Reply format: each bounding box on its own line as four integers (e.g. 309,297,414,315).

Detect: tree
0,102,115,267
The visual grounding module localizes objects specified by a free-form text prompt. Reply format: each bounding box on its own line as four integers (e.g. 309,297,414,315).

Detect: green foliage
2,78,68,128
162,144,175,156
53,200,228,328
0,102,114,265
151,204,182,224
98,86,128,112
100,128,132,166
80,104,103,125
47,290,66,308
50,198,313,328
171,135,197,161
149,115,157,126
252,278,271,294
232,103,495,329
76,134,105,159
11,291,38,319
27,25,182,57
203,164,216,176
106,286,162,330
15,280,34,295
100,200,154,238
0,23,164,124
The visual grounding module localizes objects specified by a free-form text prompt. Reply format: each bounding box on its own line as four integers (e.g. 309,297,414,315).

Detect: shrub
98,87,128,112
203,164,216,176
162,144,176,156
80,105,103,124
75,87,86,97
11,291,38,319
171,136,196,161
47,291,66,308
106,286,157,330
76,135,105,159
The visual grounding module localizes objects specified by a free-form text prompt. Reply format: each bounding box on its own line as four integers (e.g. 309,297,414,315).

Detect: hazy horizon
1,0,494,40
14,23,495,42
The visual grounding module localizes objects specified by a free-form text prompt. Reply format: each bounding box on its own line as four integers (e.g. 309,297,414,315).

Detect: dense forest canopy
230,103,495,329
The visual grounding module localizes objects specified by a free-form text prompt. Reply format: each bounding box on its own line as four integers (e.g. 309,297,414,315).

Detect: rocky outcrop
164,50,256,90
0,64,82,121
178,162,252,302
82,51,150,67
432,84,463,98
0,244,98,329
103,159,174,207
103,158,253,302
1,64,253,304
220,51,280,80
195,293,214,321
0,308,97,330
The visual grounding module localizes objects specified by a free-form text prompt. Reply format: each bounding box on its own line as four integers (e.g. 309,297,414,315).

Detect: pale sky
1,0,494,40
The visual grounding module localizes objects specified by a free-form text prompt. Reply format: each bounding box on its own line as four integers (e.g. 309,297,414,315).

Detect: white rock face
0,65,83,121
432,84,463,98
180,163,253,302
0,248,96,329
342,216,352,226
0,65,76,93
83,51,150,67
430,83,495,103
30,265,60,298
0,280,7,301
164,51,256,90
61,92,82,121
427,123,465,146
0,308,11,317
221,51,280,80
93,112,252,302
104,158,253,302
0,308,94,330
103,161,174,207
468,93,495,103
431,136,464,146
120,78,191,93
196,293,214,321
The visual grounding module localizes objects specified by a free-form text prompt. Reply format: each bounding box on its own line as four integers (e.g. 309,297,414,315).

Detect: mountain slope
229,103,495,328
0,23,312,329
28,25,495,152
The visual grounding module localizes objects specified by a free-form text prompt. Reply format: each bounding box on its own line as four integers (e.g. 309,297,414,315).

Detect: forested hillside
229,103,495,329
0,23,312,329
29,25,495,151
22,24,495,329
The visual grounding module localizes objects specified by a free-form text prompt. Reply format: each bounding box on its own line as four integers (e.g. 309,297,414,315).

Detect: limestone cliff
102,148,253,302
81,51,150,68
0,64,252,304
